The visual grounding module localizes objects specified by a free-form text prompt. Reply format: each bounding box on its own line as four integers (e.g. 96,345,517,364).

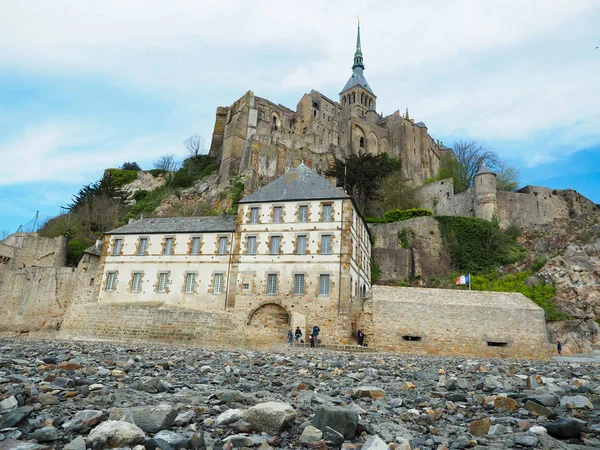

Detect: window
321,235,331,254
294,274,304,295
191,237,201,255
243,282,250,291
247,236,257,255
112,239,122,256
164,237,173,255
158,273,169,293
185,273,195,294
250,207,259,224
106,272,117,291
359,137,365,148
138,238,147,256
298,205,308,222
319,274,330,295
267,274,277,295
322,204,332,222
132,272,142,292
214,273,224,294
270,236,281,255
218,237,228,255
297,235,307,255
273,206,283,223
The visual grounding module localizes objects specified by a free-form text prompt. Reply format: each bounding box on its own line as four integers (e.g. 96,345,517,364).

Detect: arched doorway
247,303,290,347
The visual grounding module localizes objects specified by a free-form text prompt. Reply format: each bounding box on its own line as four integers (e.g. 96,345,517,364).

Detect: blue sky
1,0,599,233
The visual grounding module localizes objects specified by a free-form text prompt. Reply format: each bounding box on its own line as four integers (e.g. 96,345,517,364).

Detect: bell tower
339,20,377,119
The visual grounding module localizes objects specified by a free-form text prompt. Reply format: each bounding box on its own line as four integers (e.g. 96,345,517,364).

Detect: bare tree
153,154,180,172
495,162,521,192
183,134,205,157
453,140,500,191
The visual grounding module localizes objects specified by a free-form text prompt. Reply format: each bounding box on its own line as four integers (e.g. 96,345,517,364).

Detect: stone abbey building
209,24,451,188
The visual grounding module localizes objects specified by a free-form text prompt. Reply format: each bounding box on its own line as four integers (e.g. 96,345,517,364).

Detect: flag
456,274,470,285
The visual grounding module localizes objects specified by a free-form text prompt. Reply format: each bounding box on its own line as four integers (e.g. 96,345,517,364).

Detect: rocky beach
0,336,598,449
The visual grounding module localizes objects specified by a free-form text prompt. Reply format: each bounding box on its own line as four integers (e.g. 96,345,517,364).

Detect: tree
183,134,205,157
153,154,180,172
453,140,500,192
121,161,141,171
367,172,417,217
496,162,521,192
325,152,402,213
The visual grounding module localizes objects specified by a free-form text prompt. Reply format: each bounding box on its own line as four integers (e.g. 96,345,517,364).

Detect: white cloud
0,122,178,185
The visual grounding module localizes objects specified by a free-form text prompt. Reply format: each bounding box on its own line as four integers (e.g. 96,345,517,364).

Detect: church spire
352,19,364,70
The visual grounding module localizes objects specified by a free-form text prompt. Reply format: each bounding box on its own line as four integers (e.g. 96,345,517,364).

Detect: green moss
104,169,138,187
398,228,410,249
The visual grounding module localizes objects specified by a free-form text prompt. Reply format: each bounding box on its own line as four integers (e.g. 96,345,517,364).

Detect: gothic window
360,137,365,148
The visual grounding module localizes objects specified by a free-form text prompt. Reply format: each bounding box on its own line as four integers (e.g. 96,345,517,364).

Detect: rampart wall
0,233,67,269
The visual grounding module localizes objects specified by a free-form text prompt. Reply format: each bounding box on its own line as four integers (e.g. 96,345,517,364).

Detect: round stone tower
474,163,497,221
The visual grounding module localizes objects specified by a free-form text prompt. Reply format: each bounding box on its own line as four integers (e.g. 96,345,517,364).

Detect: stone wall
367,286,554,359
0,266,78,332
0,233,67,269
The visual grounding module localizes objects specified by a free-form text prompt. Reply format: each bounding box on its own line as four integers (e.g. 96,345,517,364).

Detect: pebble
0,337,597,448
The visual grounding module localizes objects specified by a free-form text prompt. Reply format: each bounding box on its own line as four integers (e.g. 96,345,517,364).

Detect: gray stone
62,409,105,432
173,409,195,426
0,439,44,450
128,404,178,432
323,426,345,446
87,420,145,449
0,406,33,429
63,435,87,450
488,424,509,435
0,396,18,412
299,425,323,444
543,417,587,439
153,430,190,449
362,434,389,450
560,395,593,410
215,408,243,425
222,434,254,447
30,426,58,442
312,406,358,440
523,394,559,407
514,435,539,447
523,400,556,418
243,401,296,434
353,386,385,399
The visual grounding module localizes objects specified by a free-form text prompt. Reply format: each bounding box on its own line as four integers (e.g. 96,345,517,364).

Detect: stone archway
247,303,290,346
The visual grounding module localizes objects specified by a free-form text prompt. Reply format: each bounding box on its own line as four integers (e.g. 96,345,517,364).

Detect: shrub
67,239,90,266
230,181,245,213
470,270,566,321
531,257,547,272
104,169,138,187
364,217,386,224
148,169,167,177
435,216,525,273
398,228,410,249
121,162,141,171
132,190,149,202
384,208,433,223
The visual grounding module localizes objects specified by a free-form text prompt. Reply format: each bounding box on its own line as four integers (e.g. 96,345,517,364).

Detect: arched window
359,137,365,148
352,93,355,104
272,116,277,125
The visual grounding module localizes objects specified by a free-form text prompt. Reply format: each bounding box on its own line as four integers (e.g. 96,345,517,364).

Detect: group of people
287,325,321,348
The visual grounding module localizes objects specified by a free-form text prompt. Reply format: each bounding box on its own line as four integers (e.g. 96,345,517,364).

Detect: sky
1,0,599,233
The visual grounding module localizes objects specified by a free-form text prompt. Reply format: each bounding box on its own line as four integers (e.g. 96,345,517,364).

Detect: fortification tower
339,21,376,119
474,163,498,221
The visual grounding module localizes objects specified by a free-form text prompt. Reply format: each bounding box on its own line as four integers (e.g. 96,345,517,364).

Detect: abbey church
209,24,452,188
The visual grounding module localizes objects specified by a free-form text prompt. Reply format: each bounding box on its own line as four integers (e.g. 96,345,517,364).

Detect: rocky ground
0,337,598,450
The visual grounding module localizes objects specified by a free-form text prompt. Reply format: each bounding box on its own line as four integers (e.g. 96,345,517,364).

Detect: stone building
209,23,446,189
94,163,372,345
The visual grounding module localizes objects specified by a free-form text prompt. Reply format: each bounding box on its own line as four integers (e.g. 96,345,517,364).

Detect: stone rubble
0,337,598,449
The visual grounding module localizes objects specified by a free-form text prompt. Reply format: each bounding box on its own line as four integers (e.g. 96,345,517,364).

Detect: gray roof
239,163,350,204
340,67,375,96
106,215,237,235
476,162,496,175
440,145,452,151
415,121,427,129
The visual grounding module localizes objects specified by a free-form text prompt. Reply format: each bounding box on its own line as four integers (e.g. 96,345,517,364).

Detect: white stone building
98,164,371,337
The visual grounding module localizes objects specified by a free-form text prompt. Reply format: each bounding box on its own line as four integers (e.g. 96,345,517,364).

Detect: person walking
287,330,293,345
312,325,320,344
557,340,562,356
294,327,302,343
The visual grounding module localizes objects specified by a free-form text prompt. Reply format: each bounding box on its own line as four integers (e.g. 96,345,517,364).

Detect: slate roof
477,162,496,175
415,121,427,129
239,163,350,204
106,215,237,235
341,67,375,96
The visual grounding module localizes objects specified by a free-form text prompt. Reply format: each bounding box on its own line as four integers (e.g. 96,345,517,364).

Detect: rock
543,417,587,439
243,401,296,434
488,424,509,435
58,361,83,370
63,435,87,450
0,396,18,412
216,408,243,425
528,426,548,435
190,431,205,449
153,430,190,449
173,409,195,426
0,439,45,449
560,395,593,410
362,435,389,450
128,404,178,432
37,393,59,405
300,425,323,444
87,420,145,449
523,400,556,418
399,382,415,390
30,426,58,442
222,434,254,447
493,396,519,412
353,386,385,399
323,426,345,446
469,417,491,436
0,406,33,429
523,394,559,407
62,409,105,432
312,406,359,440
514,435,538,447
525,376,539,390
